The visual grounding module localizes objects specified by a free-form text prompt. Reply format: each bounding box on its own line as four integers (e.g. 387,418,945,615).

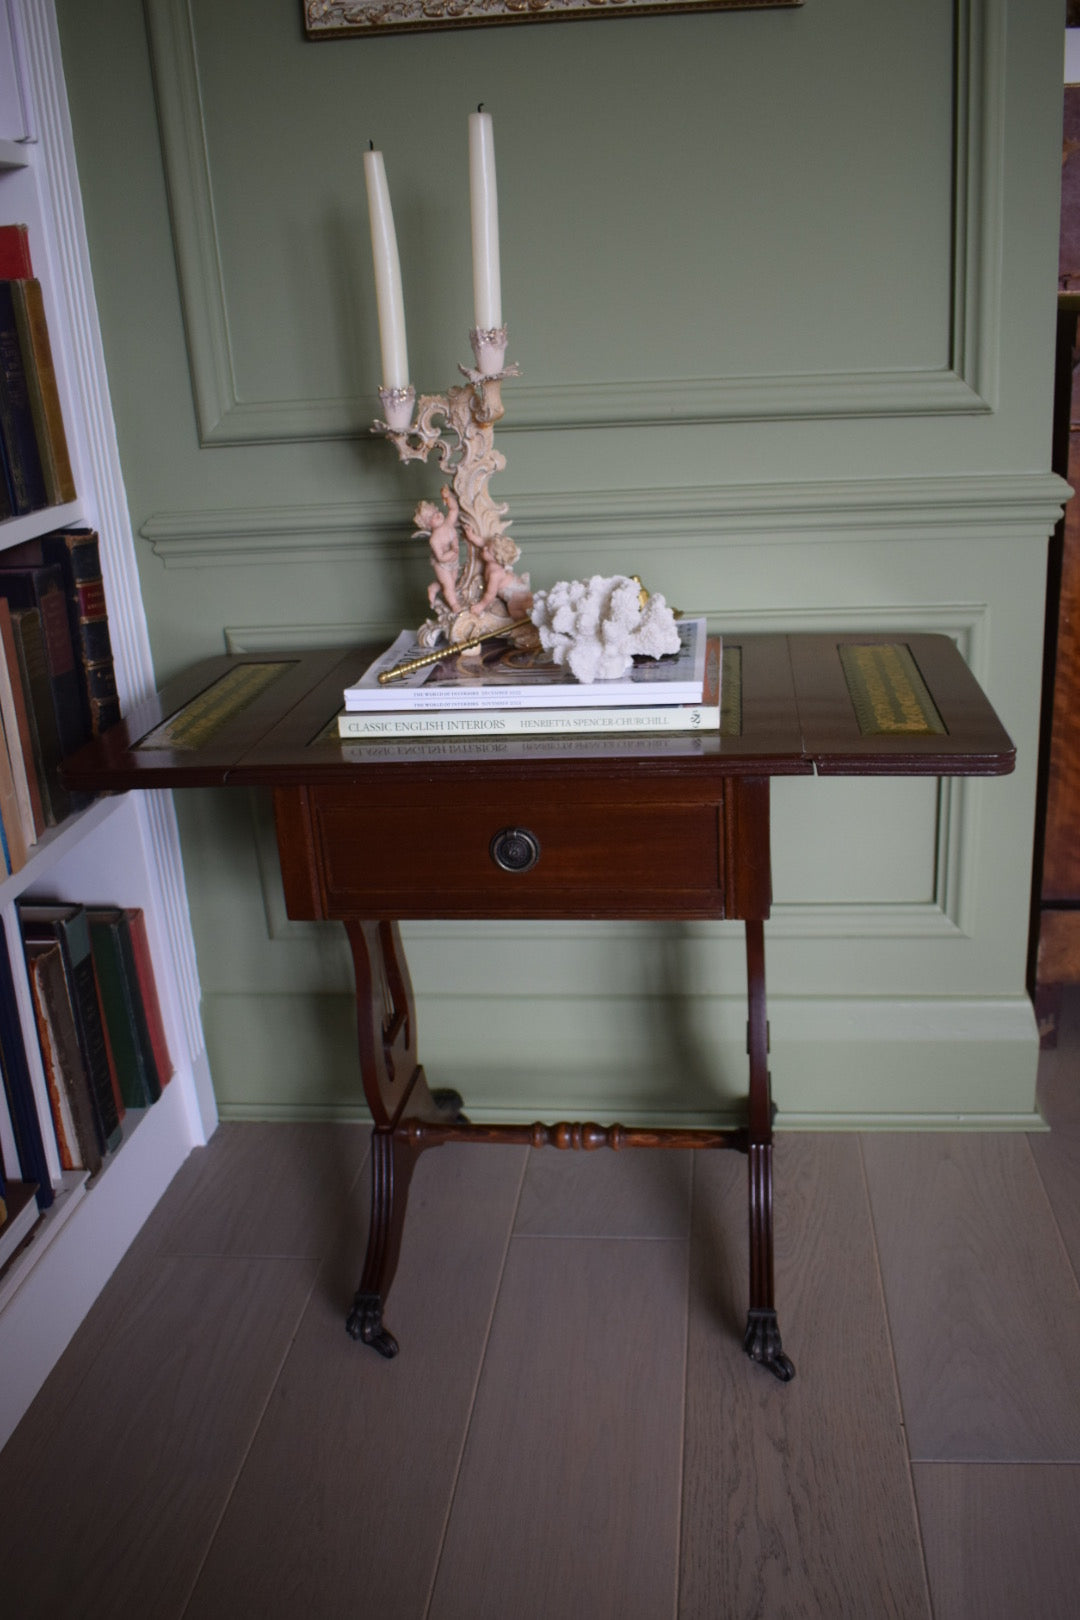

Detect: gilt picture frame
304,0,801,41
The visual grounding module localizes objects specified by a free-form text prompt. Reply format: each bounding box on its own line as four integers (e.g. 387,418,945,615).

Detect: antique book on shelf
0,225,33,280
8,604,70,825
344,615,709,711
0,562,92,772
0,704,28,873
0,599,44,840
88,908,163,1108
19,904,123,1156
44,528,117,734
337,634,723,738
0,916,54,1209
0,278,48,515
0,1177,38,1271
9,279,76,506
1,529,120,736
123,909,172,1090
24,940,103,1175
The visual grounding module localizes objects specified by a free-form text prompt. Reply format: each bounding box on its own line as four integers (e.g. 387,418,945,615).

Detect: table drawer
283,784,728,919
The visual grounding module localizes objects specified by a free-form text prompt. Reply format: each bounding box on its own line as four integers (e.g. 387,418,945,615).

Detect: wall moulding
144,0,1005,443
224,598,986,661
206,990,1042,1132
142,470,1070,568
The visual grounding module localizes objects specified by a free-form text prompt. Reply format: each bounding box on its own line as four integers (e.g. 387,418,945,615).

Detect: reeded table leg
743,917,795,1381
343,919,464,1357
346,1127,417,1357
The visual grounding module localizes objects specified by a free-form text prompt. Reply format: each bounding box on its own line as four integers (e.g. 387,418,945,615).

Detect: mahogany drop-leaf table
63,633,1014,1382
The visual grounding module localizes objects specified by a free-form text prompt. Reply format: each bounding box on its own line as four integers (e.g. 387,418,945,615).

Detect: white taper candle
363,147,409,390
468,109,502,331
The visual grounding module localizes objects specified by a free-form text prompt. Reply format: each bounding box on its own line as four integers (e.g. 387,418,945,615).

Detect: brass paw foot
431,1087,470,1125
346,1292,400,1358
743,1308,796,1382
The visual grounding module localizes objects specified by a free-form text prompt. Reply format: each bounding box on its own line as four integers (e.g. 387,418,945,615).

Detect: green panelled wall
56,0,1069,1125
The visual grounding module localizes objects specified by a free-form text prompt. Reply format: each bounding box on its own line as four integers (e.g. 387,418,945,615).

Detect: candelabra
374,327,536,652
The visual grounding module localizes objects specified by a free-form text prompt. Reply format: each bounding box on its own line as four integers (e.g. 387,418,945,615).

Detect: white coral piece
529,574,682,684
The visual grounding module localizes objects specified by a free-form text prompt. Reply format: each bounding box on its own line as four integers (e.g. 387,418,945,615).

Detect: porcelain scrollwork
374,338,536,652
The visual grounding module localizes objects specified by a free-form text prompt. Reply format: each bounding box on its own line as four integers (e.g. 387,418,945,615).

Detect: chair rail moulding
223,601,988,658
140,471,1071,568
144,0,1005,445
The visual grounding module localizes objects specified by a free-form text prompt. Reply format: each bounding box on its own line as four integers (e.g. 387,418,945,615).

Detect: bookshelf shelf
0,2,213,1450
0,1165,85,1313
0,137,29,171
0,1091,161,1319
0,1081,193,1446
0,497,82,547
0,791,118,906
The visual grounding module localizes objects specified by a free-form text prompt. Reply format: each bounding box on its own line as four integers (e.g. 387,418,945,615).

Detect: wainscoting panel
144,0,997,443
55,0,1068,1127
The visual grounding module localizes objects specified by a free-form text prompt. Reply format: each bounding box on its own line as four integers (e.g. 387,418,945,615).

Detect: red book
0,225,33,279
124,908,173,1089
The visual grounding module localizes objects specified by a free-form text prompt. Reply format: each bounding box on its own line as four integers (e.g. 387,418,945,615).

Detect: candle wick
369,139,374,150
477,103,484,113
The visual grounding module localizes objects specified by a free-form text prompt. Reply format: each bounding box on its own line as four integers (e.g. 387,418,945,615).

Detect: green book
88,908,161,1108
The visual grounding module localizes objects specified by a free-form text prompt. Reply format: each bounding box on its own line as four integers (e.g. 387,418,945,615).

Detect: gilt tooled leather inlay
839,643,946,737
136,663,295,751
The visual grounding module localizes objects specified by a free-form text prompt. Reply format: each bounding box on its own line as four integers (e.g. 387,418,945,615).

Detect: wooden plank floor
680,1136,929,1618
3,1013,1080,1618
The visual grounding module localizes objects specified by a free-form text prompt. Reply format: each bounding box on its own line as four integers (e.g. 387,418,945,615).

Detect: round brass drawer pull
490,827,541,873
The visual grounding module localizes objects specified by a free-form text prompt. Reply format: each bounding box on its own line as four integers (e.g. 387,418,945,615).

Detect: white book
338,702,719,739
338,731,709,765
338,636,722,738
344,616,709,711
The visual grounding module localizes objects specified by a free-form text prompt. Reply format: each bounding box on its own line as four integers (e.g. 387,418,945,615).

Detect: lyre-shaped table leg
342,919,462,1357
341,910,793,1375
346,1126,417,1357
742,917,796,1381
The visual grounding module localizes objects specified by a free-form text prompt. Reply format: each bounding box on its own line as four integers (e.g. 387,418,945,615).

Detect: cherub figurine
414,486,463,613
471,530,532,619
411,484,536,650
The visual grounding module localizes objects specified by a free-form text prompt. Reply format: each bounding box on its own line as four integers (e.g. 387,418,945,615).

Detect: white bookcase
0,0,214,1449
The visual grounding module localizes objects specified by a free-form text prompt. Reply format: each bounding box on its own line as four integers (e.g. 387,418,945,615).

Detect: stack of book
338,615,720,740
0,901,173,1254
0,525,120,872
0,224,77,517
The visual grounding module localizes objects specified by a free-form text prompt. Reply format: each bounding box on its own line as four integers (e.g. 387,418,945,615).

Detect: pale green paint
55,0,1069,1123
200,987,1041,1127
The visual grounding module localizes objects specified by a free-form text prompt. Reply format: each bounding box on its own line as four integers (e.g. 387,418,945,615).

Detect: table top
61,632,1015,795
